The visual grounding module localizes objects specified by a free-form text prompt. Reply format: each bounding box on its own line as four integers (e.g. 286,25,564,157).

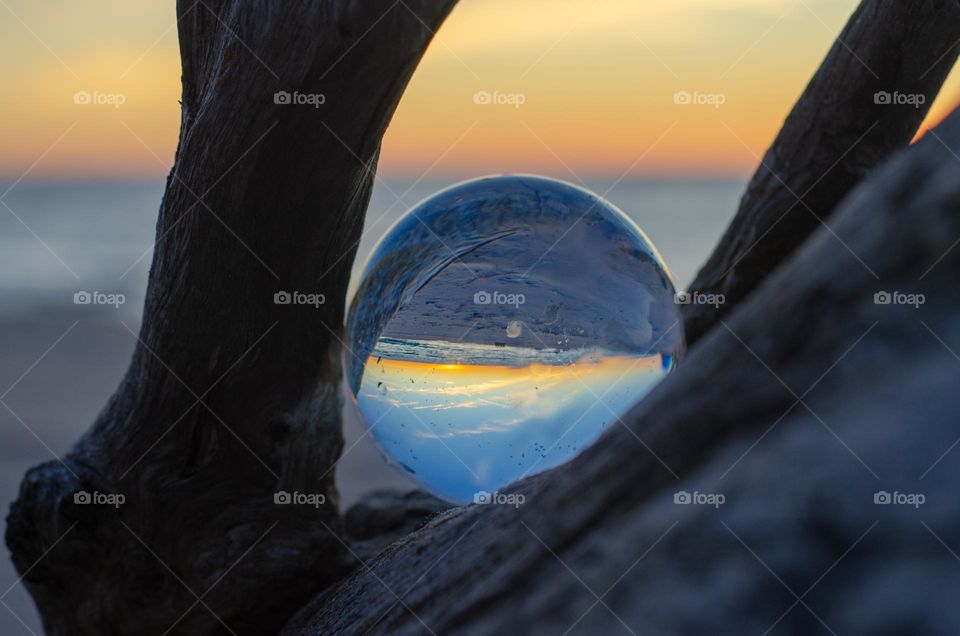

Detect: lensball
345,175,684,503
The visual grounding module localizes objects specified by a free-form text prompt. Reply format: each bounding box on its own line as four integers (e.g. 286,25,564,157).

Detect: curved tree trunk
6,1,456,634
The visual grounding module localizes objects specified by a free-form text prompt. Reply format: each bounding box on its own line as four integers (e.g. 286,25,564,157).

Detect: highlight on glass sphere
345,175,685,504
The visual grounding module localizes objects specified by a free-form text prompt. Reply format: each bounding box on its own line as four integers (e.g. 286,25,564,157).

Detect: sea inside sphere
345,175,685,504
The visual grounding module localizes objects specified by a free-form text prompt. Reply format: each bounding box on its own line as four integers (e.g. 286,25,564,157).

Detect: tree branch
6,2,458,634
683,0,960,344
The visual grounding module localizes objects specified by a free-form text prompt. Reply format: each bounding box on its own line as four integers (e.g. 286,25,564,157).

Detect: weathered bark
683,0,960,344
344,490,450,563
6,1,456,635
283,105,960,636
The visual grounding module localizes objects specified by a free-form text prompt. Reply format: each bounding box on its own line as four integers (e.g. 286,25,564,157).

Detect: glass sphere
345,175,684,503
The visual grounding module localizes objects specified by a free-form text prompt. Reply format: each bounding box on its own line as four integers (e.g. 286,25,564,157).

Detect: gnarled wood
6,1,457,634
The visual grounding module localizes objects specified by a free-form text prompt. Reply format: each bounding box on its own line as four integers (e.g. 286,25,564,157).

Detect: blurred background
1,0,957,632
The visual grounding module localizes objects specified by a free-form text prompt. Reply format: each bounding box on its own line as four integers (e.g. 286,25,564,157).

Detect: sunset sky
1,0,958,181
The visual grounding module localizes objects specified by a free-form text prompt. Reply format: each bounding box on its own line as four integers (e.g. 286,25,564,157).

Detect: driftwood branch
6,1,456,634
683,0,960,343
283,105,960,636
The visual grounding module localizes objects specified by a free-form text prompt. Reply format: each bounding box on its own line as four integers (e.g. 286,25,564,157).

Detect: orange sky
358,352,663,429
1,0,957,181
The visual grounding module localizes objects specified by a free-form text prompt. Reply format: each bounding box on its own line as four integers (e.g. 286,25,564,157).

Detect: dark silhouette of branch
683,0,960,344
6,1,457,634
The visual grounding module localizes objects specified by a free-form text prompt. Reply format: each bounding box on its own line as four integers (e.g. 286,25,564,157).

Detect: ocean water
0,178,742,316
0,177,741,633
